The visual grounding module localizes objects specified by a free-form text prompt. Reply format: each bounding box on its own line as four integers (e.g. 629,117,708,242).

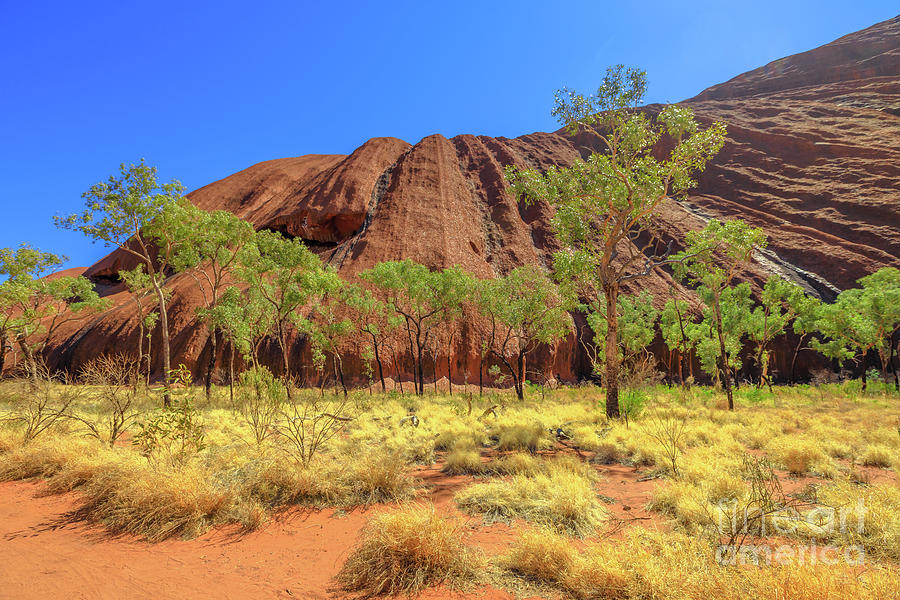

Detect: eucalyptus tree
302,267,353,396
787,285,822,384
345,283,401,392
56,160,190,404
659,292,699,388
859,267,900,390
360,259,471,395
237,229,323,395
673,219,767,408
692,282,754,392
171,209,255,399
812,267,900,390
0,245,107,378
582,291,659,388
505,65,726,417
202,285,272,403
119,265,158,384
746,276,812,390
475,265,570,400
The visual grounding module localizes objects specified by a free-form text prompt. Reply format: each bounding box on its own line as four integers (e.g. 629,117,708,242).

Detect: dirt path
0,480,513,600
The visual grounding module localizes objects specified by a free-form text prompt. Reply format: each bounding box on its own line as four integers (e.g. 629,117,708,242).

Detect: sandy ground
5,451,878,600
0,454,665,600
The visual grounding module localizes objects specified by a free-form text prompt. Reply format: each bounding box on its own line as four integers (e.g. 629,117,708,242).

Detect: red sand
0,477,526,600
0,452,666,600
4,448,885,599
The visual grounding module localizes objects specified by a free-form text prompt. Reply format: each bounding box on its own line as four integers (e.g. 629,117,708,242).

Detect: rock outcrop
27,15,900,385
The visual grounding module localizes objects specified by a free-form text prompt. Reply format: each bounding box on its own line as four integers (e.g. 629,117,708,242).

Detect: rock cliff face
32,15,900,385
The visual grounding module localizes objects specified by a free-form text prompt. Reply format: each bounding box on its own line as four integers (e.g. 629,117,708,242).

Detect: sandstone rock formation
26,15,900,386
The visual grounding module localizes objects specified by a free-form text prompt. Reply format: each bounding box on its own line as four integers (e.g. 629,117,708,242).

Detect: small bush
860,445,894,468
489,452,544,476
344,450,418,504
492,421,547,453
336,505,484,597
455,461,606,536
766,437,831,476
442,439,484,475
499,527,576,583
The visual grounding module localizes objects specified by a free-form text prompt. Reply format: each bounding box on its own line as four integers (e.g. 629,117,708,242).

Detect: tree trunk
405,322,418,394
205,327,217,401
713,299,734,409
151,279,172,407
415,342,425,396
135,318,144,391
17,336,36,380
890,331,899,392
145,332,152,387
515,350,526,400
277,322,293,400
335,353,348,398
0,330,8,380
676,350,683,388
603,283,621,418
861,361,868,392
392,346,404,395
447,335,453,397
479,348,484,397
372,337,386,393
433,352,438,394
789,333,807,384
229,341,235,406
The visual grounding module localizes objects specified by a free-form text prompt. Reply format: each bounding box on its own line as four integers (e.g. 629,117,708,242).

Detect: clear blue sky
2,1,897,270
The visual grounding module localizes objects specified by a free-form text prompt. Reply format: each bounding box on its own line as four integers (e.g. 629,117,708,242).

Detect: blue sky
1,1,897,270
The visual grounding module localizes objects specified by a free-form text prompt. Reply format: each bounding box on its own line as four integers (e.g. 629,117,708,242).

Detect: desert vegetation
0,64,898,598
0,378,898,597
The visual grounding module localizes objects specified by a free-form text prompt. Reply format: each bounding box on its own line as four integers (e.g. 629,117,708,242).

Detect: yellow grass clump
455,458,607,536
336,504,485,597
501,526,899,600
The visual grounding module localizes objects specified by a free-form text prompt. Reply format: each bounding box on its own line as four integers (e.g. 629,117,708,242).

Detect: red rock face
30,16,900,385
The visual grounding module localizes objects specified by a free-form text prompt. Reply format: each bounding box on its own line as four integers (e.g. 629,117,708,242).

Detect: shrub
343,449,417,504
765,437,830,476
74,353,142,446
133,395,206,465
336,505,484,597
235,366,285,446
455,461,606,536
492,421,546,452
0,367,83,443
499,527,576,583
442,439,484,475
860,444,894,468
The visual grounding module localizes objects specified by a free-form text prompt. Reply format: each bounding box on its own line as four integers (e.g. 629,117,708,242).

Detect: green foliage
812,267,900,382
230,229,326,382
55,159,185,250
133,366,205,463
476,265,570,398
236,365,285,446
584,291,658,370
360,259,472,394
619,387,648,420
673,219,766,407
693,283,753,381
301,267,353,376
673,219,767,291
505,65,726,417
746,276,816,386
0,244,107,371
